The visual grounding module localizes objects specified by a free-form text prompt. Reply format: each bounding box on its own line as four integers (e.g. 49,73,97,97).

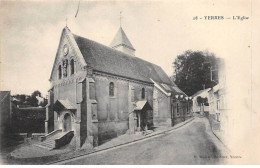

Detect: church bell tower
110,27,136,56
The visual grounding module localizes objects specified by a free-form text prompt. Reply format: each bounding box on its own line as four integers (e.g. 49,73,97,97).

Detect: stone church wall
53,81,76,105
93,73,153,145
52,81,77,131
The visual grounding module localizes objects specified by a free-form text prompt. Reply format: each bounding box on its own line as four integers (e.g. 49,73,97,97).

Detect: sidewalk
6,117,194,164
95,117,194,151
206,115,226,146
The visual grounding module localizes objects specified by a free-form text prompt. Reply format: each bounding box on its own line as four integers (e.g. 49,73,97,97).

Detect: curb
205,116,231,152
47,117,195,165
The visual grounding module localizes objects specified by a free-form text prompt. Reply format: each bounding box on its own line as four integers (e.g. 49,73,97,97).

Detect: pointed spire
110,27,136,56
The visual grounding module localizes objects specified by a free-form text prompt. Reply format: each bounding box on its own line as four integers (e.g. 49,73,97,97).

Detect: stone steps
34,132,66,150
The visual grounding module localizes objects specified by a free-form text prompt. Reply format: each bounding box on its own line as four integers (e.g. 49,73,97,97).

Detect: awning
53,99,76,112
134,100,153,111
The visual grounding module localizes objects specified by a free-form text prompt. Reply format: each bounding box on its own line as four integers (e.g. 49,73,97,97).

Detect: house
208,59,229,128
42,26,192,150
208,84,220,121
36,95,47,107
191,88,211,114
36,96,44,104
0,91,12,149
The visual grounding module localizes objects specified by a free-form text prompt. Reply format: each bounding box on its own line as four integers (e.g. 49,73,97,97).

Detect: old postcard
0,0,259,165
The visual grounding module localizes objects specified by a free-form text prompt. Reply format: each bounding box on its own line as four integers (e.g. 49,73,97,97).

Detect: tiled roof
110,27,135,50
73,34,173,85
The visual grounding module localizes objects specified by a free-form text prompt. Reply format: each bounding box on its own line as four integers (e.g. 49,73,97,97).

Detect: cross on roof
120,11,122,27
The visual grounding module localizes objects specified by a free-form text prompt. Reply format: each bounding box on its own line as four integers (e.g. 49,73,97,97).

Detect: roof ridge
72,32,175,86
72,33,161,66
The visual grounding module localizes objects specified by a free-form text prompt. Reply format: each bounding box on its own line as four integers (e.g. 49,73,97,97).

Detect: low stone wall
55,131,74,149
97,120,129,145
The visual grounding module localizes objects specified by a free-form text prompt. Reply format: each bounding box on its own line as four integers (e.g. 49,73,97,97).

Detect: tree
32,90,41,97
197,96,209,112
39,98,48,107
203,97,209,106
197,96,203,105
19,94,26,103
173,50,219,96
197,96,203,112
31,90,41,107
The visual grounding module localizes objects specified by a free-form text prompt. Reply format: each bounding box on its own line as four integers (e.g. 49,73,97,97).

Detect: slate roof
109,27,135,50
73,34,173,85
135,100,152,111
152,80,186,96
192,88,211,97
53,99,76,111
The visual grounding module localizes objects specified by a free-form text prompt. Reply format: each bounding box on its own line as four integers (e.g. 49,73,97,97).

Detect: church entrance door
63,113,72,132
135,110,147,131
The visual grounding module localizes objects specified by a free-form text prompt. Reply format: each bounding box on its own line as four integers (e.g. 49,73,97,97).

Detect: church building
42,26,192,150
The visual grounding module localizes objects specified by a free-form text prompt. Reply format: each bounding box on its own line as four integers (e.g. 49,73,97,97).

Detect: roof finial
66,17,68,27
120,11,122,27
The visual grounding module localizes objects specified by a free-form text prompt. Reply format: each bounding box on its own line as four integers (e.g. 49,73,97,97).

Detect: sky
0,0,258,97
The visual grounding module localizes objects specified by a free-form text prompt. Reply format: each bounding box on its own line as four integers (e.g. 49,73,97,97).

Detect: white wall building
192,88,211,114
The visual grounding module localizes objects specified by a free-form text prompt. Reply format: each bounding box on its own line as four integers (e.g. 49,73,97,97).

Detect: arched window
58,65,62,79
63,59,68,77
109,82,114,96
70,59,74,75
141,88,145,99
177,103,179,115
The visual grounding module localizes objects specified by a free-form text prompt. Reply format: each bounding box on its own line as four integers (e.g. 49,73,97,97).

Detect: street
59,117,229,165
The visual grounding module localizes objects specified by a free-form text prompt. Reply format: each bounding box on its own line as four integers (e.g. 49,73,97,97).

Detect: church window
63,59,68,77
141,88,145,99
58,65,62,79
70,59,75,75
177,103,179,115
109,82,114,96
131,89,135,102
